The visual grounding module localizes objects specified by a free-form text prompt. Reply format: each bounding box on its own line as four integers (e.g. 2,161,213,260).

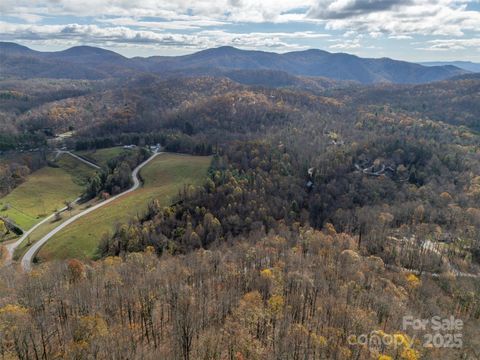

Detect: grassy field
75,147,131,167
37,153,211,261
0,154,95,230
12,198,98,260
54,153,95,185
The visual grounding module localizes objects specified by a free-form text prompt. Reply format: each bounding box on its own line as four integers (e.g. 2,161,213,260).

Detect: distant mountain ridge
420,61,480,73
0,42,469,84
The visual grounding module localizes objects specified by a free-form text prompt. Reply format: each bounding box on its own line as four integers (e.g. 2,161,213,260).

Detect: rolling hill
350,74,480,130
0,42,468,84
421,61,480,73
141,46,467,84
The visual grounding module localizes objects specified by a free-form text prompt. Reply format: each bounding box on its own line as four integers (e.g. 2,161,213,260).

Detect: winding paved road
4,198,80,263
21,151,161,271
4,150,98,264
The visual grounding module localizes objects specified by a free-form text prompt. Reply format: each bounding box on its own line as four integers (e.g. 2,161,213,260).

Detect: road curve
4,198,80,263
3,150,100,263
21,151,161,271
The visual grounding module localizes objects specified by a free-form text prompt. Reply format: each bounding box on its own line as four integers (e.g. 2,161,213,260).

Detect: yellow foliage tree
267,294,284,316
406,273,421,288
324,222,337,236
378,355,393,360
260,268,273,279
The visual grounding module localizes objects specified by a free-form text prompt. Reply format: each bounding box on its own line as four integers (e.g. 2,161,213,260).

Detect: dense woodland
1,227,479,359
83,148,150,199
1,69,480,359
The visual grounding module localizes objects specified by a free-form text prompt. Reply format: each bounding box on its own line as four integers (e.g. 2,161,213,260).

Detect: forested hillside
1,227,479,359
349,77,480,130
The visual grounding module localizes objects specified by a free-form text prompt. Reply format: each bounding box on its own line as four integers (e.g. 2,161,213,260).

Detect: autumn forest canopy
0,43,479,360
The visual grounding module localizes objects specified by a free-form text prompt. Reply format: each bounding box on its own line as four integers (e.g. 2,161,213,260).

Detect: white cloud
419,37,480,50
0,0,479,60
0,21,330,52
329,37,362,49
96,17,228,31
0,0,314,23
309,0,409,19
311,0,480,37
0,22,208,47
388,34,413,39
1,0,478,37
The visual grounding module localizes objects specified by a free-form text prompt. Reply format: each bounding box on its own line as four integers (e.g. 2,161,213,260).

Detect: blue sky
0,0,479,61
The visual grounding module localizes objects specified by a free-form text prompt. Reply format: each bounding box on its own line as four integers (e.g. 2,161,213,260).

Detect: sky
0,0,479,62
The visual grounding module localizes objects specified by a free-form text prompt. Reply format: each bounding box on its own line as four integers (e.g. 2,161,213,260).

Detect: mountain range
0,42,469,85
420,61,480,73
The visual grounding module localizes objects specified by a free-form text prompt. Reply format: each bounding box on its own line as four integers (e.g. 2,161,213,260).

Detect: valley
36,153,211,263
1,146,211,268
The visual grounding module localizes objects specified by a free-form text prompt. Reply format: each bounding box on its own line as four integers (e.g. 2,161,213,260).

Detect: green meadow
0,154,94,230
37,153,211,261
